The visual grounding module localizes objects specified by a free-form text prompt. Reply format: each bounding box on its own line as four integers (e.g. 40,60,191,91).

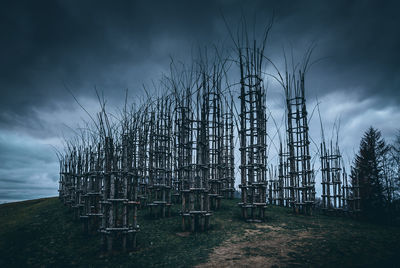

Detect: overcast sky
0,0,399,203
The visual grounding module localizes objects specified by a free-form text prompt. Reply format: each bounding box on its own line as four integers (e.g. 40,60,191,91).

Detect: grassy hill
1,197,399,267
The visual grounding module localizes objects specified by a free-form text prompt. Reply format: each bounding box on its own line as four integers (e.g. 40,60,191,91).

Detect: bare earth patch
176,232,191,237
196,223,313,268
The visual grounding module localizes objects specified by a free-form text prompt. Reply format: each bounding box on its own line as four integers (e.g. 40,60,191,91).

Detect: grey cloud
0,0,399,201
0,130,59,202
1,0,399,123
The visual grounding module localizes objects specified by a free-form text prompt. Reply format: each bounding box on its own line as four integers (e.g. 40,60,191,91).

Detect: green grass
0,198,399,267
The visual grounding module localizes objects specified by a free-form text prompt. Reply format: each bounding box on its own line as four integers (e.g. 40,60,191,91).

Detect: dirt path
196,223,313,268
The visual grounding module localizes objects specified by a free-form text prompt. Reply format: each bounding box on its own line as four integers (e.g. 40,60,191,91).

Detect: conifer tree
352,127,389,220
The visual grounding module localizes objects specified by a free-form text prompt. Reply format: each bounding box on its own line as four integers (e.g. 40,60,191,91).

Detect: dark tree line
351,127,400,223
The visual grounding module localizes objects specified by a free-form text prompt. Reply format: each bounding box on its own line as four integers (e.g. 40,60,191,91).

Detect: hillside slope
1,197,399,267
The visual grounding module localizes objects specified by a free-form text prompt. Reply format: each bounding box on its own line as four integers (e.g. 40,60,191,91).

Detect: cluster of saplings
58,48,238,251
57,22,400,253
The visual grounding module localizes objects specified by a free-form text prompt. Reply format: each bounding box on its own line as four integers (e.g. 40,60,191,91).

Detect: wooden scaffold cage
320,141,343,214
206,76,223,210
284,68,315,215
100,133,139,252
279,142,291,207
147,98,173,218
179,84,212,232
81,143,103,234
237,39,268,222
220,99,235,199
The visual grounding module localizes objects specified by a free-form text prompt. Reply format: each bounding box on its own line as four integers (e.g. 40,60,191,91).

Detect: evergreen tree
389,131,400,205
392,131,400,196
352,127,389,220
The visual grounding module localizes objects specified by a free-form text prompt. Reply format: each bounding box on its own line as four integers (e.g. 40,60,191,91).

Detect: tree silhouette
352,127,390,220
392,131,400,197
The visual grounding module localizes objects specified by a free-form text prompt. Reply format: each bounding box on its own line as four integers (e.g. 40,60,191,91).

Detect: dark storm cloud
1,0,263,139
1,0,398,129
0,0,399,202
0,0,221,112
255,0,400,109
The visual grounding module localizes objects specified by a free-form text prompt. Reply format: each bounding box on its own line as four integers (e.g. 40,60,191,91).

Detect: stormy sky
0,0,399,203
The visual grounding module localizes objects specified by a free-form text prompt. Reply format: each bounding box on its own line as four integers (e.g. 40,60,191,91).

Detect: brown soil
176,232,191,237
196,223,313,268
